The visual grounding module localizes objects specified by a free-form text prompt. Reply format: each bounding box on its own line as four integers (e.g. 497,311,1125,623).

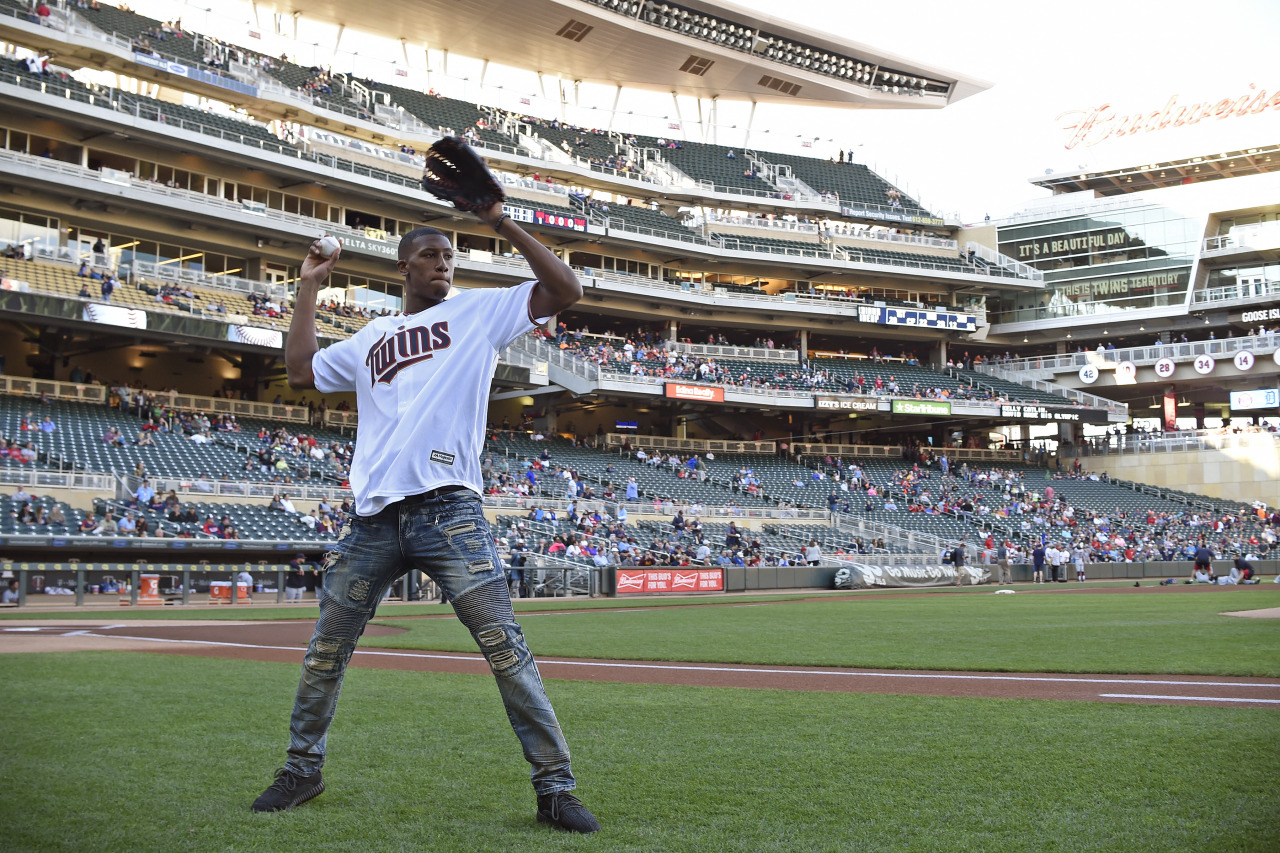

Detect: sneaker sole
536,810,600,834
253,780,325,813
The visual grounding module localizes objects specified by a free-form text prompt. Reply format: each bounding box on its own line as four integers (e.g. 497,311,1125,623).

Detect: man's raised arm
284,239,341,389
475,202,582,318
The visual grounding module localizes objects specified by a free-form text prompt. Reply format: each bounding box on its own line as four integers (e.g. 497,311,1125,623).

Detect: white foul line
1099,693,1280,705
73,632,1280,690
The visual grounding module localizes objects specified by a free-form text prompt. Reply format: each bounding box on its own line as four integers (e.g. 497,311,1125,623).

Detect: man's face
397,233,454,311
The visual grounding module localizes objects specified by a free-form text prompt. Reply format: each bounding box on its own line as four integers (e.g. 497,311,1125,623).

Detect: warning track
3,620,1277,708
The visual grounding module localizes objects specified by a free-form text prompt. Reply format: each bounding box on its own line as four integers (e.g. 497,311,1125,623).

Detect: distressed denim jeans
283,490,576,795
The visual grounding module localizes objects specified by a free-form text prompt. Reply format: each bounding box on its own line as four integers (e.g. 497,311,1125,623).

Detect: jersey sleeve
485,281,546,350
311,334,363,393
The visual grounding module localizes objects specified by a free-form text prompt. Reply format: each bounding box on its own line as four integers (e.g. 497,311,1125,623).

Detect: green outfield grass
358,588,1280,677
1,652,1276,853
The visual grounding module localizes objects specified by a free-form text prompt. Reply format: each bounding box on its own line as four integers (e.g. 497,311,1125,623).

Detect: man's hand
299,237,342,289
476,200,504,228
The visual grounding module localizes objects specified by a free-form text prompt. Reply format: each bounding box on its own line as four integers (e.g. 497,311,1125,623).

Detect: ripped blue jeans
283,490,575,795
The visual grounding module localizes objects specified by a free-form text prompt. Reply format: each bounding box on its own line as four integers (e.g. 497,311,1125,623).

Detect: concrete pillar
1055,340,1067,354
545,408,557,432
798,329,808,360
668,320,678,342
935,340,947,367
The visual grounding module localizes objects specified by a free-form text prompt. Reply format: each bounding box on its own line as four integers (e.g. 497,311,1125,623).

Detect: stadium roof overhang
278,0,989,109
1031,143,1280,196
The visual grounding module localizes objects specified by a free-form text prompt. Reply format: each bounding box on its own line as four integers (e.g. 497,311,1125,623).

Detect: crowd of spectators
538,323,1027,404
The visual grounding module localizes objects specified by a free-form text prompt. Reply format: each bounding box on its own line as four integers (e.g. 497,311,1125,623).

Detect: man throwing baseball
252,141,599,833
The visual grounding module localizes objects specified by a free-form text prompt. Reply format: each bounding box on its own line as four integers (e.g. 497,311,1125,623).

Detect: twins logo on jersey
366,321,451,386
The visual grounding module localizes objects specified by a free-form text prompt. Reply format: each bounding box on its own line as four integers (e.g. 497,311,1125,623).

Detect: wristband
493,213,510,231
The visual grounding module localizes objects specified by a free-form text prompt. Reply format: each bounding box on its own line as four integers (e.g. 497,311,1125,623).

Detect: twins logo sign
366,322,451,385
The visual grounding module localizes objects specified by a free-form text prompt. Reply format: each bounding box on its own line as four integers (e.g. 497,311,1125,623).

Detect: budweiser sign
1058,83,1280,150
616,568,724,594
664,383,725,403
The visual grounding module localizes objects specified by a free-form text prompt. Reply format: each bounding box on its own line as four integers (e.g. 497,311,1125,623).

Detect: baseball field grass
2,586,1278,851
360,586,1280,677
1,652,1276,852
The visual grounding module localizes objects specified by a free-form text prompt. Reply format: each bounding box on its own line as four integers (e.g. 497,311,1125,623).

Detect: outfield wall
1067,440,1280,506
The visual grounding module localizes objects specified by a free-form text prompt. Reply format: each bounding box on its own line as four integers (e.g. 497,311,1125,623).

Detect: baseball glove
420,136,505,214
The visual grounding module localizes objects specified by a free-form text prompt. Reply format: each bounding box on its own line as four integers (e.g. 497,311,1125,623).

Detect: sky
129,0,1280,222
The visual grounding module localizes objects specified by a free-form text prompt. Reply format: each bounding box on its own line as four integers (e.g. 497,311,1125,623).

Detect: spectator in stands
202,515,221,536
133,479,154,509
39,415,56,433
12,485,32,502
2,578,18,604
117,512,137,536
48,504,65,526
279,493,297,514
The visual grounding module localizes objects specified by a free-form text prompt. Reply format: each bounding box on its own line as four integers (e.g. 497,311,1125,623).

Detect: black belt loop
402,485,470,504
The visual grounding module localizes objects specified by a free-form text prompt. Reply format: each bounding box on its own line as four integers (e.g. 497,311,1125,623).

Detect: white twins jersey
312,281,541,516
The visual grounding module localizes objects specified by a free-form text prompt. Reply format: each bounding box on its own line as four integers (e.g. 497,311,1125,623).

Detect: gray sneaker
536,791,600,833
252,767,324,813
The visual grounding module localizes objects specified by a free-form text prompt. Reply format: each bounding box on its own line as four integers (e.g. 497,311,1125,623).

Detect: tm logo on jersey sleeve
366,321,451,385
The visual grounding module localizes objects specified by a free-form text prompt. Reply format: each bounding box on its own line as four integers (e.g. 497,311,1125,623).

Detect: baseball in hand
317,235,341,258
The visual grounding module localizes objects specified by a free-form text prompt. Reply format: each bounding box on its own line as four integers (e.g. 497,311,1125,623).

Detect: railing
128,260,287,302
833,227,958,251
964,241,1043,281
791,443,1023,463
1191,279,1280,307
973,363,1129,416
509,335,600,382
831,513,949,553
124,388,311,424
0,374,107,403
1069,429,1280,458
997,332,1280,374
1202,221,1280,253
0,467,114,492
604,434,778,454
716,235,838,262
323,411,358,429
700,214,821,235
604,216,705,245
979,194,1152,228
667,342,800,363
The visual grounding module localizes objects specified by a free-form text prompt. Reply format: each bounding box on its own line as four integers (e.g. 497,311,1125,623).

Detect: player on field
251,199,600,834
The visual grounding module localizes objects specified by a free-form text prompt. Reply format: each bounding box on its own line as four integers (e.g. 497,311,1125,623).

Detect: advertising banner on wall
891,399,951,416
1162,392,1178,431
227,325,284,348
814,395,880,411
665,383,725,402
1229,388,1279,411
616,568,724,594
999,403,1110,423
83,303,147,329
856,304,977,331
835,563,989,589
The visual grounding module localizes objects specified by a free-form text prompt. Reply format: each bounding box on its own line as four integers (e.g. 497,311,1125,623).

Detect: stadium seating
0,396,340,484
633,137,774,194
761,151,930,215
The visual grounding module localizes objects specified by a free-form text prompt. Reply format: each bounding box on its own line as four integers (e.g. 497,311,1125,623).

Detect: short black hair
398,227,449,260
